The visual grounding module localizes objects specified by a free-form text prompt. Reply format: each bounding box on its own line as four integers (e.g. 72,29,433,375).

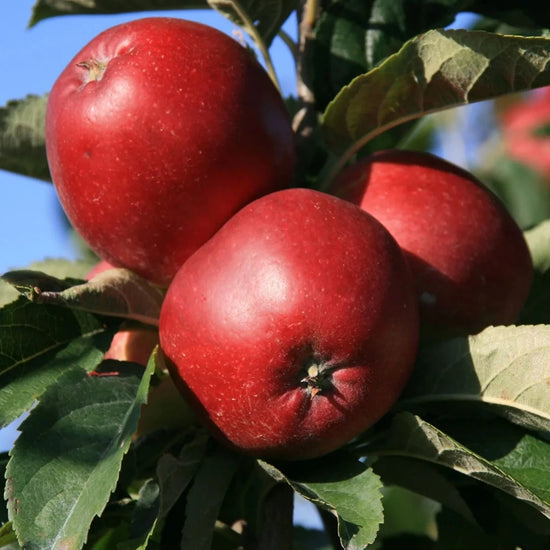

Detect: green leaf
439,417,550,504
366,412,550,520
0,95,49,182
520,220,550,325
373,456,475,522
0,297,118,428
29,0,207,26
25,259,96,281
260,453,384,550
321,29,550,162
207,0,297,46
156,430,210,523
180,443,241,550
116,479,160,550
2,268,164,326
398,324,550,435
0,260,94,312
312,0,459,111
5,352,155,550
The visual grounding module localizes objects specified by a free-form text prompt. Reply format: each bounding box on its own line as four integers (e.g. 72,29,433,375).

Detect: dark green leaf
30,0,207,26
363,413,550,520
116,479,160,550
312,0,459,110
435,507,504,550
180,443,241,550
321,29,550,169
439,417,550,504
0,95,49,182
207,0,298,46
466,0,550,29
2,268,164,326
293,526,332,550
520,220,550,325
260,453,383,550
0,297,118,428
398,325,550,435
155,430,210,522
6,352,155,550
373,456,475,522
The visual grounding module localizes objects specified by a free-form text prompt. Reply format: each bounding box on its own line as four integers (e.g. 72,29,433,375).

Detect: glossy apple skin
46,17,295,286
159,188,419,460
329,149,533,336
501,87,550,179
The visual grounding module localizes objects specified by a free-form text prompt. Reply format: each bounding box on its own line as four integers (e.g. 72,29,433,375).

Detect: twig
292,0,320,186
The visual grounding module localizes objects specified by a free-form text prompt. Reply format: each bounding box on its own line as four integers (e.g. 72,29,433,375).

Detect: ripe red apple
46,17,295,286
329,149,533,336
500,86,550,180
159,188,419,460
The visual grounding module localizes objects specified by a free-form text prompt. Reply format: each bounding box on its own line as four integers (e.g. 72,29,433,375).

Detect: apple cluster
46,17,533,461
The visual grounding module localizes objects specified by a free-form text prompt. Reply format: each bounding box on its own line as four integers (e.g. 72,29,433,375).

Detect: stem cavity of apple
77,59,108,84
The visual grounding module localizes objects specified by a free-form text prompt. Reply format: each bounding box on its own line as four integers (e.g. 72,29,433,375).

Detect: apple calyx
300,360,334,398
77,59,107,83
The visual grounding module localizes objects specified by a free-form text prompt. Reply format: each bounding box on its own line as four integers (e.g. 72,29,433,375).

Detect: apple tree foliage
1,1,550,549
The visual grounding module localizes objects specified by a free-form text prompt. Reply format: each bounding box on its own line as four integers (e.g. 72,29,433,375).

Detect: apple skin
159,188,419,460
329,149,533,336
501,87,550,180
46,17,295,286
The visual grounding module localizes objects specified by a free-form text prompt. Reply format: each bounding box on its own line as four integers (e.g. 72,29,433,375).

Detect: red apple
501,86,550,180
329,149,533,336
46,17,295,286
159,188,419,460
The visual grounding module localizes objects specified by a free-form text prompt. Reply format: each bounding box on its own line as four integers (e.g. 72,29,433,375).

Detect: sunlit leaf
6,352,155,549
399,325,550,434
2,268,164,326
322,29,550,165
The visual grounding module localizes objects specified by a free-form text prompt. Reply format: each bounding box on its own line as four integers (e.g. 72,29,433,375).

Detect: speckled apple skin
159,188,419,460
46,17,295,286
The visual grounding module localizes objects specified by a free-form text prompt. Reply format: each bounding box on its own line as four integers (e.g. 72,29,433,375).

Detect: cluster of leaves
1,1,550,549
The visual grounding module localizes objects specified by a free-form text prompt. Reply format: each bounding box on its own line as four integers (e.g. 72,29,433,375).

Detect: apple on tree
329,149,533,337
500,86,550,180
46,17,296,287
159,187,420,461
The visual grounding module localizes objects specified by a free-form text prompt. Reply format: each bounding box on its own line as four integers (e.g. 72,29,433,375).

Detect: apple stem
76,59,107,83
